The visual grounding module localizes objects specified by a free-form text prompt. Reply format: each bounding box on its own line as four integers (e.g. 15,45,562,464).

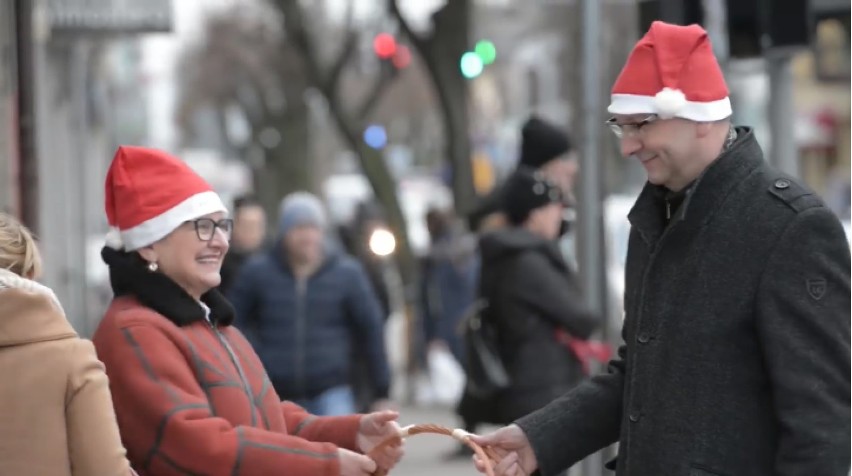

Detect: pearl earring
147,262,159,272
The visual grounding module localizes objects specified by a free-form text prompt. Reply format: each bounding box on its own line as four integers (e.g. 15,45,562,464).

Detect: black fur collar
101,247,235,327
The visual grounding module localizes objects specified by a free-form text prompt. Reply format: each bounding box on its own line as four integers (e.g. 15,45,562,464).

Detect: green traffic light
460,52,484,79
475,40,497,65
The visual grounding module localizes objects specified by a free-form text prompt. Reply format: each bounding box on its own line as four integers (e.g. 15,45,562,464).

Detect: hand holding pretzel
365,423,501,476
470,425,538,475
356,410,405,473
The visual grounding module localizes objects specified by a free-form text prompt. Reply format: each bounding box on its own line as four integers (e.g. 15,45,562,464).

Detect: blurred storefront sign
45,0,172,35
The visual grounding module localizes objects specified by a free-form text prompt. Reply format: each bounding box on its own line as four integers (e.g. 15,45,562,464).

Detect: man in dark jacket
421,207,479,365
218,194,267,294
229,192,391,416
474,21,850,476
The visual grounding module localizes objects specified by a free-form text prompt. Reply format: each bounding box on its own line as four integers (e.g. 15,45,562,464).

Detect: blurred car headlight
369,228,396,257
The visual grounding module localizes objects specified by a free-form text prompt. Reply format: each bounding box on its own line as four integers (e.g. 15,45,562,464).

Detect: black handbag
460,299,511,398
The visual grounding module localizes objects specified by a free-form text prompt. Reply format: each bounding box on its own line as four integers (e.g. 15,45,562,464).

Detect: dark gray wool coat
516,128,851,476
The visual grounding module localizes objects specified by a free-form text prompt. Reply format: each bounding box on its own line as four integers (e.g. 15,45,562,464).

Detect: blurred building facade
2,0,172,335
1,0,847,337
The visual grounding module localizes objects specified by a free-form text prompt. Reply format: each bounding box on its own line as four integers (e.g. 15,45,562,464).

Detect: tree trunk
275,0,417,295
253,111,312,218
393,0,476,217
424,1,477,216
328,106,417,292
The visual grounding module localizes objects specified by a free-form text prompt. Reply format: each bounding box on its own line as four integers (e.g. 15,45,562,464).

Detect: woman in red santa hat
92,146,403,476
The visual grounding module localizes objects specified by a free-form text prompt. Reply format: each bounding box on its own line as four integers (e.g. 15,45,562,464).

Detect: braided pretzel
367,423,499,476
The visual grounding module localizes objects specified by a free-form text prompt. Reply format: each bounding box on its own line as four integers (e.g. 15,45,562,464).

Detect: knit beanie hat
278,192,327,236
518,116,572,169
502,167,564,225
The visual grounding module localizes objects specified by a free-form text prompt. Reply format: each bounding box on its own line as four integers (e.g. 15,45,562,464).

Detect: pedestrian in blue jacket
229,192,392,415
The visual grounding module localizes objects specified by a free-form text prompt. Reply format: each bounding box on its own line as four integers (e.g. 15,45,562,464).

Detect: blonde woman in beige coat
0,212,134,476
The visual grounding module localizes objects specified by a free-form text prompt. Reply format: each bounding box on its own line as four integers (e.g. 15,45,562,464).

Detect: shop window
813,15,850,82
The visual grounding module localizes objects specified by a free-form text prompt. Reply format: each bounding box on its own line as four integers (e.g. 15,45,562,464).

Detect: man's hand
338,448,377,476
470,424,538,475
356,410,404,471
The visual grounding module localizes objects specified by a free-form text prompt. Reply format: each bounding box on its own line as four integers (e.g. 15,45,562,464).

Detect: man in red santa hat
471,20,850,476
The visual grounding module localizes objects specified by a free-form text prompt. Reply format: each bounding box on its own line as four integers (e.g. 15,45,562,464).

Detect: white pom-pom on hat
654,87,687,119
105,226,124,250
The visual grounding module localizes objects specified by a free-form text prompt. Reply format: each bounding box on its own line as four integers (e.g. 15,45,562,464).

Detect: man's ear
695,121,714,138
136,245,158,264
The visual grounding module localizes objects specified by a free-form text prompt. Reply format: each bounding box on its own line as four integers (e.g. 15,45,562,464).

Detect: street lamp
368,227,396,257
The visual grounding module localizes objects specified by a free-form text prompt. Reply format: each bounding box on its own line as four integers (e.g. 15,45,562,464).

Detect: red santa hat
608,21,732,122
104,146,227,251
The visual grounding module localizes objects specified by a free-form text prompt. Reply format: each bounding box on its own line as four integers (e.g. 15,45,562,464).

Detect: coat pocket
689,463,729,476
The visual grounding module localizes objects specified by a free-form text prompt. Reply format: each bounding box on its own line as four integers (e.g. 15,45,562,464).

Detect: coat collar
480,227,569,273
101,247,235,327
628,127,764,246
0,269,77,347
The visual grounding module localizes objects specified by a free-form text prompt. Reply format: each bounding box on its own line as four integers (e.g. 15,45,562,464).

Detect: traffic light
392,45,411,69
475,40,497,65
460,52,484,79
460,39,496,79
373,33,397,60
373,33,411,70
636,0,811,58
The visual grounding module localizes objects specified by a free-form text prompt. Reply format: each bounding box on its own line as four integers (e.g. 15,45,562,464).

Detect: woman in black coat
457,168,602,432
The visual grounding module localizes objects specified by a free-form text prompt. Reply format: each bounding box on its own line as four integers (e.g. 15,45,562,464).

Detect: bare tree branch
358,68,394,119
343,0,355,31
387,0,430,53
327,30,358,91
276,0,336,98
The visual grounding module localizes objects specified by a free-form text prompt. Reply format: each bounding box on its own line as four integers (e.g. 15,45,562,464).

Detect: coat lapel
628,128,765,248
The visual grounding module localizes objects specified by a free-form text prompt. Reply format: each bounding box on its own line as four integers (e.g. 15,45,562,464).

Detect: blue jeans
293,385,356,416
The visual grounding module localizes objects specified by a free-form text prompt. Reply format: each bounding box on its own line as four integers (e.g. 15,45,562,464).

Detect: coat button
774,179,790,189
637,333,651,344
629,412,641,422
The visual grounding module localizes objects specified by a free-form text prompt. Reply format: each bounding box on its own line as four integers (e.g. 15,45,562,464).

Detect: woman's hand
356,410,404,471
338,448,377,476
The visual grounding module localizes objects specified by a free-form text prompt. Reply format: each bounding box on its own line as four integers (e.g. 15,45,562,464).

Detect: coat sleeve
755,206,851,475
66,339,134,476
515,339,626,475
345,262,391,400
510,252,601,339
515,339,626,474
281,401,362,451
228,261,260,347
102,322,342,476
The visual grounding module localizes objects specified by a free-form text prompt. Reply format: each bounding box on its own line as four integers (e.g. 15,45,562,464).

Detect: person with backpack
452,168,602,461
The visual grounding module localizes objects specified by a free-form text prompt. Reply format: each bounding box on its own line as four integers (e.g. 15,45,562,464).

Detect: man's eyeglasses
606,115,658,139
186,218,234,242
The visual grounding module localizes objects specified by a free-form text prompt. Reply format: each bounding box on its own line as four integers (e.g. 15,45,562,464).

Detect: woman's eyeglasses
186,218,234,242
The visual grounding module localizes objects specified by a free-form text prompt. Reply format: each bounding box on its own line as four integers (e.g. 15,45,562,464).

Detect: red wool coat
93,249,363,475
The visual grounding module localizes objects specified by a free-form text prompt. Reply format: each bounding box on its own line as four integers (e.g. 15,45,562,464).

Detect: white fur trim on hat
608,93,732,122
654,87,687,119
119,190,227,251
105,226,124,250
